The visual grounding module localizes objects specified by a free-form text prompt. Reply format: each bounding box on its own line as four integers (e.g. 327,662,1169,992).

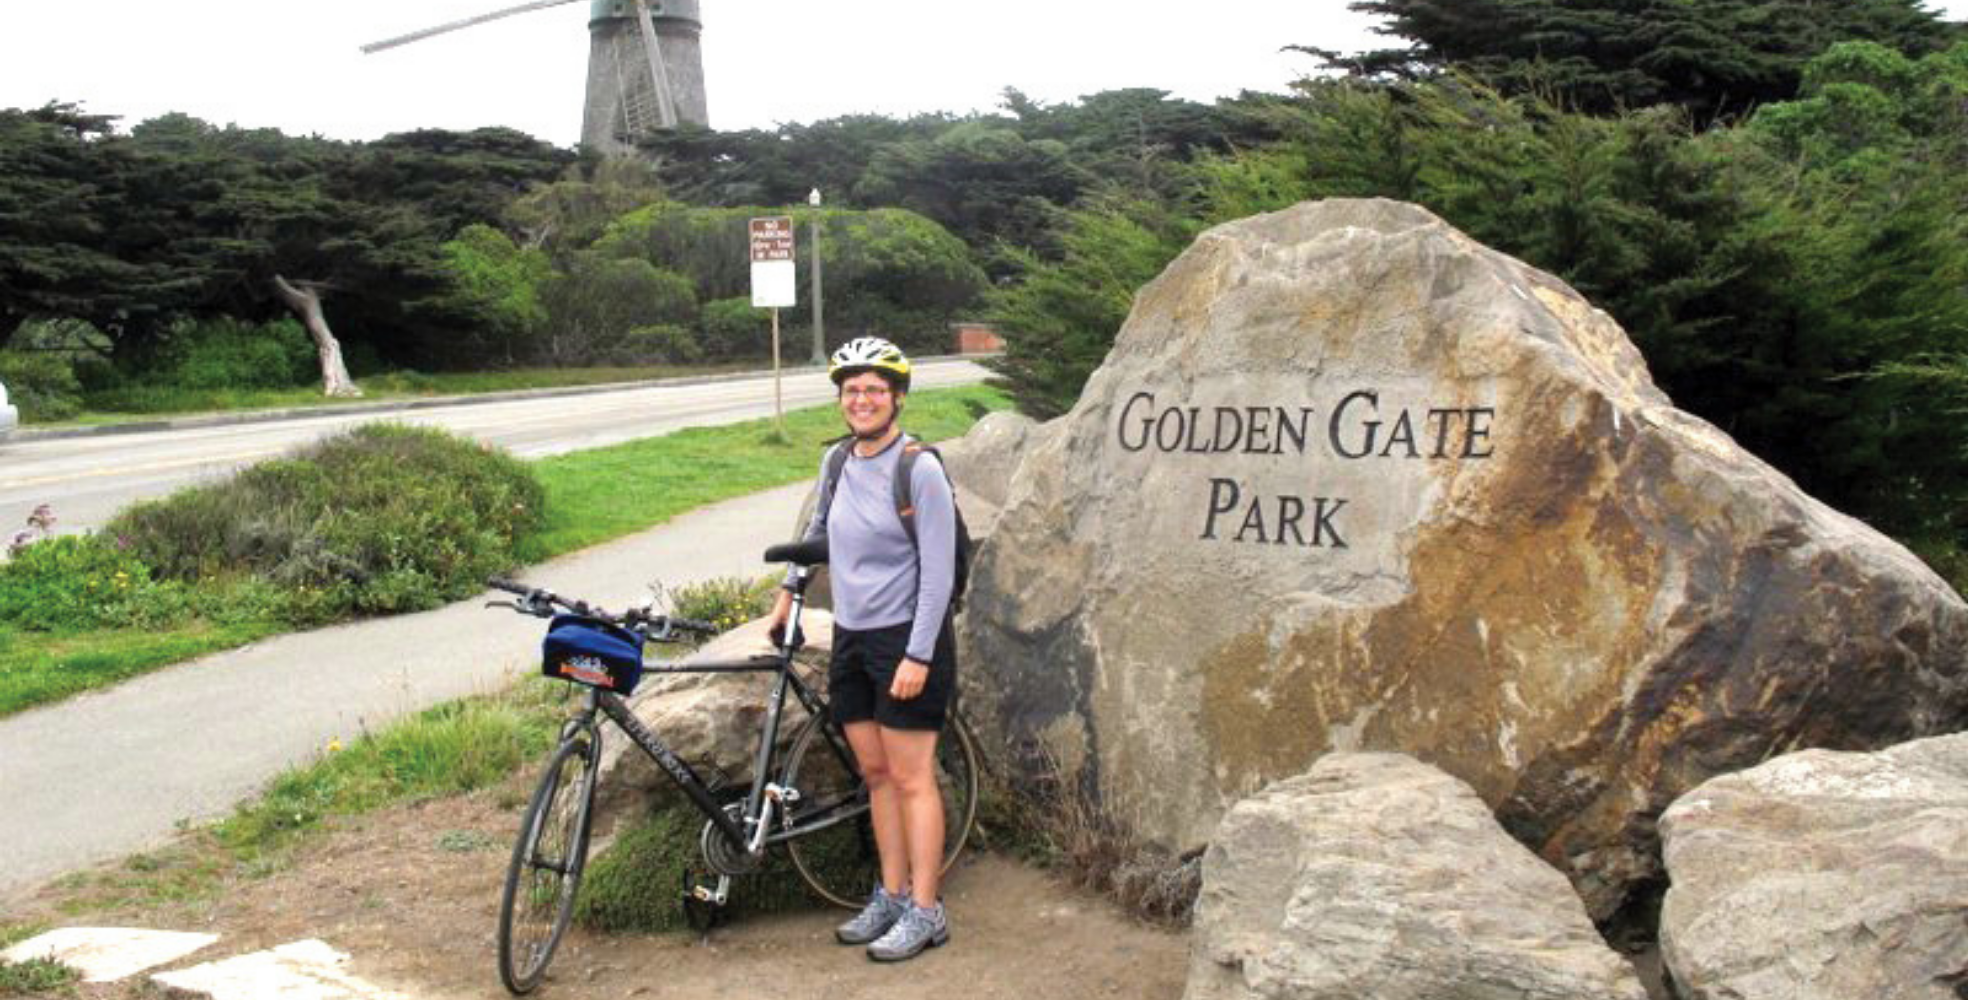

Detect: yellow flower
327,737,344,753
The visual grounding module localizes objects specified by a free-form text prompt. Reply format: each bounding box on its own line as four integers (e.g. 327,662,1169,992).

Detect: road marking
1,448,288,489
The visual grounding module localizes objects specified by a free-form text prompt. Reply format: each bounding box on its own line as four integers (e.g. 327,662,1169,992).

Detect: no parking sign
749,216,797,308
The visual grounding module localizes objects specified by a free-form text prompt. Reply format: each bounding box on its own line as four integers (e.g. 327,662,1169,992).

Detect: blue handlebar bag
542,614,647,694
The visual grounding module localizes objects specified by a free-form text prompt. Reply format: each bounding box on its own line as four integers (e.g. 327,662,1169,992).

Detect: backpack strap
828,433,943,548
818,441,851,527
893,435,942,547
894,436,919,542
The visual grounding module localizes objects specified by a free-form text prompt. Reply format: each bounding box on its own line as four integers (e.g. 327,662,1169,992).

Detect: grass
212,683,566,861
42,362,783,426
0,623,282,717
522,384,1005,558
979,751,1202,928
0,955,80,995
0,385,1009,719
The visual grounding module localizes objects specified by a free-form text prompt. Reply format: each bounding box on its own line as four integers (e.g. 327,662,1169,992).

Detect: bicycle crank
699,803,764,875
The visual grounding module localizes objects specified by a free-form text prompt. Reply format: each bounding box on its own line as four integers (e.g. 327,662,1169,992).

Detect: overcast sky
4,1,1963,146
0,1,1391,145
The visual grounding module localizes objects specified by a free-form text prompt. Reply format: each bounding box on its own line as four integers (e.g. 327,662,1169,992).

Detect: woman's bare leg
877,726,944,907
843,720,909,895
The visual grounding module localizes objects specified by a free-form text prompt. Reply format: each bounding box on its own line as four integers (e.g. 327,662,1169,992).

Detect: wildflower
327,737,344,753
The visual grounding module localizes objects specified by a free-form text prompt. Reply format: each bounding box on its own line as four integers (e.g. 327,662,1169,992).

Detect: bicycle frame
559,564,860,859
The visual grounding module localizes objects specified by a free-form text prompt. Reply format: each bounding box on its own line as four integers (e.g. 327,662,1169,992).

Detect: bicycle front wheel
781,711,981,909
497,735,597,995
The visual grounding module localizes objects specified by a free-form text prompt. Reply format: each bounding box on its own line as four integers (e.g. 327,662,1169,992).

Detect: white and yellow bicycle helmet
828,337,912,393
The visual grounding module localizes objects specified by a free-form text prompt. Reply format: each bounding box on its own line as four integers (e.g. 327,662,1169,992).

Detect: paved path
0,481,811,903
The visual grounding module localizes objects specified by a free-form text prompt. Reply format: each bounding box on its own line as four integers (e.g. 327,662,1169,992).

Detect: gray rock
937,409,1041,531
1659,732,1968,1000
959,197,1968,923
1185,753,1647,1000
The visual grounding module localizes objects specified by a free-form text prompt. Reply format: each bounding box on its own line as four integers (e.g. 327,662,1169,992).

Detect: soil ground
9,779,1190,1000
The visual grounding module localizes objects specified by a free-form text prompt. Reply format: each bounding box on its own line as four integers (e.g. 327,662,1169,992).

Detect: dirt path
12,786,1191,1000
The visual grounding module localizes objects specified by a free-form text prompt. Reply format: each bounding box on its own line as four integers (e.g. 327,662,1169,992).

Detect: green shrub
0,349,85,421
0,534,193,631
161,316,317,391
668,574,778,634
108,424,546,618
541,255,699,365
697,297,769,360
620,323,702,364
574,801,816,932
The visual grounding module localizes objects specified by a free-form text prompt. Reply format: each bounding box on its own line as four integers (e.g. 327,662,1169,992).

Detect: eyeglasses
841,386,892,400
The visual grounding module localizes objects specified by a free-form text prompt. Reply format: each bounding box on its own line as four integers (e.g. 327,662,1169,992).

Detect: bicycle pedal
680,872,733,934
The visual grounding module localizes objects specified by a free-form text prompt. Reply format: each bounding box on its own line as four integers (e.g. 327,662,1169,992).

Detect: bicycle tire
781,710,981,909
497,736,597,995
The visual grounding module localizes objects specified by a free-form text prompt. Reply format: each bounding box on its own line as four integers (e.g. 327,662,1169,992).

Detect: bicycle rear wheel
781,711,980,908
497,736,597,995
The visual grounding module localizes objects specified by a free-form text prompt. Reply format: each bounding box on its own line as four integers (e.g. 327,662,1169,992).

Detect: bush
0,349,85,421
433,223,552,365
619,323,702,364
697,297,769,360
574,801,816,932
0,534,191,631
107,424,546,618
161,316,318,391
541,255,698,365
668,574,779,634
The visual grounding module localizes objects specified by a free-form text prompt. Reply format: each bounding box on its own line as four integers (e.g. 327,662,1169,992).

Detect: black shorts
828,619,957,732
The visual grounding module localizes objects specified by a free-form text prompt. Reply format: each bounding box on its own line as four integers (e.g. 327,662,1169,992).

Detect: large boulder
1658,732,1968,999
1185,753,1647,1000
959,197,1968,923
937,409,1041,533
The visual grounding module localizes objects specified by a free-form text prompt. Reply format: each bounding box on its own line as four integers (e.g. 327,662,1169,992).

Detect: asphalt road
0,358,990,536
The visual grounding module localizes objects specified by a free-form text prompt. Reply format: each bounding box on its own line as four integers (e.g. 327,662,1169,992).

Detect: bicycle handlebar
485,577,720,640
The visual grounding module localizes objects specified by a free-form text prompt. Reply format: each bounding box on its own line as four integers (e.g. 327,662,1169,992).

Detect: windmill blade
360,0,583,54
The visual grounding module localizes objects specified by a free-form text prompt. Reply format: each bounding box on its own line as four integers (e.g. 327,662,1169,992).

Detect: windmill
362,0,707,156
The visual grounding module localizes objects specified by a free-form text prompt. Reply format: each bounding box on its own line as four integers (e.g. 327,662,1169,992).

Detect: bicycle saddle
763,537,829,566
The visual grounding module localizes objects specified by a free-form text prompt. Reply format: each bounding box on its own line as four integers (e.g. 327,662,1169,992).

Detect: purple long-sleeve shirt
794,434,956,662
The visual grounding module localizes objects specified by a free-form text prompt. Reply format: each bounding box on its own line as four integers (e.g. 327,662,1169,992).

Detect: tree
0,105,197,346
853,121,1086,275
429,223,552,365
270,275,360,396
1337,0,1961,118
987,194,1194,418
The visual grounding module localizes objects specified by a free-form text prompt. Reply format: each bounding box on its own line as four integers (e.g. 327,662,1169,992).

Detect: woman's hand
766,589,794,646
890,658,930,700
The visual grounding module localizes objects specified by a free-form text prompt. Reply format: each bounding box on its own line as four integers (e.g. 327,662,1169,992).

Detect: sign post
749,216,797,434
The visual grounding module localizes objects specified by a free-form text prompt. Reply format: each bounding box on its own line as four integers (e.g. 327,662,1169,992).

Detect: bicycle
485,537,981,995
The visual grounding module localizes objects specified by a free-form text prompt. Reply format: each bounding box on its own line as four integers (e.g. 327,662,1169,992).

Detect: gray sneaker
866,901,949,962
836,886,907,945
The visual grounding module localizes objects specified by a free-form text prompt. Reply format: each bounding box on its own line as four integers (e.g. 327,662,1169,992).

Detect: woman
767,336,959,962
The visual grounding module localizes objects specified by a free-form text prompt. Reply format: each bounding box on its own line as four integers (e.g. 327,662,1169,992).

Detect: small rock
1660,732,1968,1000
1184,753,1647,1000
